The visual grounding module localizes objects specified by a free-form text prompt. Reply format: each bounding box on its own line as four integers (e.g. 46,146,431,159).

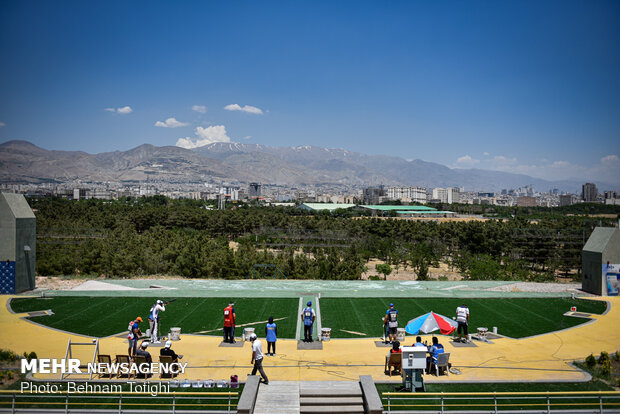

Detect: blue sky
1,0,619,184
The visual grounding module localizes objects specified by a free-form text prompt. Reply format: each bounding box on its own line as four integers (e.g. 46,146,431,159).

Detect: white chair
431,352,450,376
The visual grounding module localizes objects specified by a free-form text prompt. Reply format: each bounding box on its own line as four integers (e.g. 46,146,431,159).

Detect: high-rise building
432,187,460,204
363,186,385,204
559,194,573,207
249,182,262,199
386,186,427,203
582,183,598,202
517,196,537,207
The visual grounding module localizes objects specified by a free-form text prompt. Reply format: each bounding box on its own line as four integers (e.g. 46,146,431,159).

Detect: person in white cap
249,333,268,384
160,340,182,363
148,299,166,343
135,341,152,363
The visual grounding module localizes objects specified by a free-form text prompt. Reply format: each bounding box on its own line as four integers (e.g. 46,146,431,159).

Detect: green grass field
321,297,606,339
9,297,606,339
377,381,615,411
9,297,299,339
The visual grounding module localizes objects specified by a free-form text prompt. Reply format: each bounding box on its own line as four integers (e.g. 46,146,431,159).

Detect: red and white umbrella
405,311,457,335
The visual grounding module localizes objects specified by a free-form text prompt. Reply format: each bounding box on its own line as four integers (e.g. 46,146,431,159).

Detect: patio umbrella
405,311,457,335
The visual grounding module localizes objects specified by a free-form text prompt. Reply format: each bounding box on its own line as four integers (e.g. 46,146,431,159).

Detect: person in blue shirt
413,336,426,347
383,303,399,344
265,316,277,356
426,336,445,372
301,301,316,342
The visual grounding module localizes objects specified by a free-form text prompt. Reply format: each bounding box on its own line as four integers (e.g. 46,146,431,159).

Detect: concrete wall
582,250,603,295
582,227,620,296
0,193,36,293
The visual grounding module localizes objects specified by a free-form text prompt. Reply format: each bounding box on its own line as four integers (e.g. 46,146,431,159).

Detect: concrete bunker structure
0,193,36,293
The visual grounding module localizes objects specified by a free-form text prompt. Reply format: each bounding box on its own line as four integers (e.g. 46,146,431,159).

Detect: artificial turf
320,297,607,339
9,297,606,339
377,381,615,411
9,297,299,339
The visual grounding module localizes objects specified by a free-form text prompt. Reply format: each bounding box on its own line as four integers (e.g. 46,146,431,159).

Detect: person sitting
135,341,152,363
426,336,444,373
160,340,182,363
413,336,426,347
389,340,402,355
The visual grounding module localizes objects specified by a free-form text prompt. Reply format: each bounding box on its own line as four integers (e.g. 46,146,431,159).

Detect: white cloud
224,103,264,115
175,125,231,149
154,117,189,128
492,155,518,165
601,155,619,164
243,135,252,140
456,155,480,166
0,122,5,127
551,161,571,168
105,106,133,114
192,105,207,114
483,152,489,156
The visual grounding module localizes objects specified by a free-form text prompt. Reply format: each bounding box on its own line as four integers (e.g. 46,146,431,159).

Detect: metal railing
0,390,238,413
382,391,620,413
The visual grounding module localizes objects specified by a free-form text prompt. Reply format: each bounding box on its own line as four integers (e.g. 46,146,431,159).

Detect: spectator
427,336,444,372
413,336,426,347
135,341,152,363
160,340,182,363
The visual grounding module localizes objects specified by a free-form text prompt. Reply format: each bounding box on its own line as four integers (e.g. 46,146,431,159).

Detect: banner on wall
603,263,620,296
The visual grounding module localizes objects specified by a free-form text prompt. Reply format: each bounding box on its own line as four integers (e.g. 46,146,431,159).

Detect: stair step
300,389,362,397
300,397,364,406
300,405,364,414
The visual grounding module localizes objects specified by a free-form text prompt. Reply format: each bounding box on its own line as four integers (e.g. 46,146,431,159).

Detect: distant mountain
1,140,614,192
0,140,242,184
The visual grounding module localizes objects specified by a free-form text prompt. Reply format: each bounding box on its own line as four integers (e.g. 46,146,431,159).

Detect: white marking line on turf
340,329,366,336
296,297,303,341
192,317,288,334
441,285,468,290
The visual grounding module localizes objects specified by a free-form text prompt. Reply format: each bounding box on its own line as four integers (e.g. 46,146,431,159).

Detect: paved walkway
254,381,300,414
1,296,618,383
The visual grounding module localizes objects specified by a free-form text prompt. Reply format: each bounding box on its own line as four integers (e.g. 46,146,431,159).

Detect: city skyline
1,1,619,185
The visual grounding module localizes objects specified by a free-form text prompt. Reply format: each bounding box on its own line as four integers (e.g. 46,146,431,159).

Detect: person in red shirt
223,302,236,343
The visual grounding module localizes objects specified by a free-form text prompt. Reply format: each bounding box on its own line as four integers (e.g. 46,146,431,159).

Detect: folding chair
133,355,151,379
96,354,114,379
115,355,134,379
431,352,450,376
159,355,175,379
384,352,402,376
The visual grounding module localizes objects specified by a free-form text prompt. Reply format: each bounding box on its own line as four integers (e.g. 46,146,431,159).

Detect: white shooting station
401,346,427,392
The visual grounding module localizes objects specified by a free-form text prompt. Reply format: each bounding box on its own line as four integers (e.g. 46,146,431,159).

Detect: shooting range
582,227,620,296
0,193,36,293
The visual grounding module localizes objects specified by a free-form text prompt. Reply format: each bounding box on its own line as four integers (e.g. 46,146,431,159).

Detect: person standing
223,302,236,343
301,301,316,342
265,316,277,356
456,303,470,343
128,316,143,357
384,303,399,344
148,300,166,343
249,333,268,384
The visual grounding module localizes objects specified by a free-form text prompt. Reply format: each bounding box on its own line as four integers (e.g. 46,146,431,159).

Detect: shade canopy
405,311,457,335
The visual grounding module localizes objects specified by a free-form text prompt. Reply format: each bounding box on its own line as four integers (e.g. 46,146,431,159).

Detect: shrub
23,351,37,362
598,351,610,365
614,350,620,362
585,354,596,368
6,371,14,380
0,371,5,383
0,349,17,362
601,359,612,376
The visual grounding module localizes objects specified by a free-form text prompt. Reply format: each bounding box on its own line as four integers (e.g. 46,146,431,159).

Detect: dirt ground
361,259,463,281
